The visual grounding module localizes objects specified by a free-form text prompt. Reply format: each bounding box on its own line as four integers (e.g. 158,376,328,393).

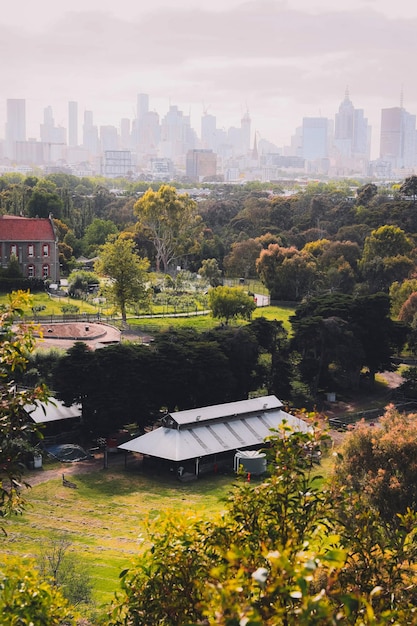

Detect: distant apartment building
150,157,174,181
0,215,59,281
186,149,217,181
102,150,132,178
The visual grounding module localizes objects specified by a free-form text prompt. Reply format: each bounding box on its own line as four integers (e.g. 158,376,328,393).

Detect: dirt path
25,452,127,487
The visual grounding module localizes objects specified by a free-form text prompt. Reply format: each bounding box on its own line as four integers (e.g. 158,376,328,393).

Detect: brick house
0,215,60,282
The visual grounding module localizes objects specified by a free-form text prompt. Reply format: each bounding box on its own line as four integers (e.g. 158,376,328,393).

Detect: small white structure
234,450,267,475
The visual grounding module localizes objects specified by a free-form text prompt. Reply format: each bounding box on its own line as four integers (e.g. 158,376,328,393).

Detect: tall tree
134,185,201,272
198,258,223,287
95,235,149,323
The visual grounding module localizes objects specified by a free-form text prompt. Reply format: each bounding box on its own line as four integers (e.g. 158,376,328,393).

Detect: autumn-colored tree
224,238,262,279
390,278,417,318
256,244,318,301
333,405,417,522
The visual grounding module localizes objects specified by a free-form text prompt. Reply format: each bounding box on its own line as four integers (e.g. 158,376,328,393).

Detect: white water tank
234,450,267,475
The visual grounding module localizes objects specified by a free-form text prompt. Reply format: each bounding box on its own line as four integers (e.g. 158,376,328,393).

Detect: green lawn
127,305,295,334
0,292,100,317
2,461,232,608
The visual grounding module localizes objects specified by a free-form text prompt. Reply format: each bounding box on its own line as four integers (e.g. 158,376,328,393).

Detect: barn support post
195,457,200,476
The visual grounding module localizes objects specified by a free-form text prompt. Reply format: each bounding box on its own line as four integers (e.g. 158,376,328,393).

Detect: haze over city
2,0,417,157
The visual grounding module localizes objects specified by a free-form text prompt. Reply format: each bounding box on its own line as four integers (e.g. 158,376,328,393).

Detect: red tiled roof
0,216,56,242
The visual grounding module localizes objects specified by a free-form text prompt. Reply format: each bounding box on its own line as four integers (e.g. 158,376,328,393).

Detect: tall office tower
137,93,149,119
380,106,416,169
68,101,78,147
5,99,26,160
160,105,196,162
240,110,251,154
334,89,355,157
82,110,99,157
201,112,217,151
333,89,371,174
302,117,330,161
40,106,66,162
120,118,131,150
132,93,160,161
100,125,119,152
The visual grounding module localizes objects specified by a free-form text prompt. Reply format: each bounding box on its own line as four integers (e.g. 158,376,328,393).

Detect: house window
42,264,49,279
43,243,49,257
10,244,17,257
28,264,35,278
28,244,34,258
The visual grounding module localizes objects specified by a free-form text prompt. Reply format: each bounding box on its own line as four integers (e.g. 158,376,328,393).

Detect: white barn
119,395,310,477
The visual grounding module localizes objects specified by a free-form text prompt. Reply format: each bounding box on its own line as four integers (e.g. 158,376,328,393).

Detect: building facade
186,149,217,181
0,215,60,282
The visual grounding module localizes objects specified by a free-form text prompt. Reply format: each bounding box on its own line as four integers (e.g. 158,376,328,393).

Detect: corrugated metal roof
119,408,310,462
25,400,82,424
166,395,282,427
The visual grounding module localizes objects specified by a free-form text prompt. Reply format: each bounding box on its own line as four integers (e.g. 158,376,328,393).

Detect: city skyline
0,90,414,159
2,0,417,159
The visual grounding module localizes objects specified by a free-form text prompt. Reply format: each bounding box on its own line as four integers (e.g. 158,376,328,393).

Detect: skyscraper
302,117,330,160
333,89,370,174
201,112,217,151
5,99,26,160
82,110,99,157
68,101,78,147
380,106,416,169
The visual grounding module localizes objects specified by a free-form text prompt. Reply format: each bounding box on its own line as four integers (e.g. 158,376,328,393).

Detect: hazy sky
2,0,416,156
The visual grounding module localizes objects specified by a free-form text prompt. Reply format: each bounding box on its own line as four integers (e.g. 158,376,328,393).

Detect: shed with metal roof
119,395,309,477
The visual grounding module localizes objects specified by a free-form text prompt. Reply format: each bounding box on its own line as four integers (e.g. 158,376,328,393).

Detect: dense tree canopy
290,293,407,394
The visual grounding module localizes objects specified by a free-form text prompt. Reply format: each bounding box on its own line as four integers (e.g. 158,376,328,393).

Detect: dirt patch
35,322,121,351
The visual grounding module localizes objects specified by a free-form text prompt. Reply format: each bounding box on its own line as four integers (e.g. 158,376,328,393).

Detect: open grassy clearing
127,305,295,334
2,443,339,608
2,463,233,606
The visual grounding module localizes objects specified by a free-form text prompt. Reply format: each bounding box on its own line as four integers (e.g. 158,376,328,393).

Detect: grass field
127,304,295,334
2,460,233,608
0,291,295,334
2,443,336,613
